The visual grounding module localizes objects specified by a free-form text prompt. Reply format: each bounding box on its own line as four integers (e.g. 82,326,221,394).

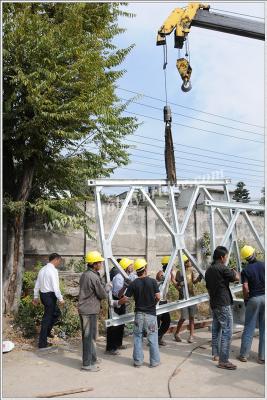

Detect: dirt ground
2,326,265,399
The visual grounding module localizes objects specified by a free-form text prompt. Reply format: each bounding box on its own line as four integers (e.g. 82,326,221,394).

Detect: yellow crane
157,2,264,183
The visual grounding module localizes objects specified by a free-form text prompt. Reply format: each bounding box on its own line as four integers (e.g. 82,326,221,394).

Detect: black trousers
39,292,61,348
106,304,126,351
157,312,171,338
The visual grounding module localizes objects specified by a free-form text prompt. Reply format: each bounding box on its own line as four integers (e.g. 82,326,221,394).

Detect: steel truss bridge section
88,179,264,327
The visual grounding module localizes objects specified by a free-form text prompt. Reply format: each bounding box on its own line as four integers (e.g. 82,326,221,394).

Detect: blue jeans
211,305,233,363
133,312,160,367
240,295,265,360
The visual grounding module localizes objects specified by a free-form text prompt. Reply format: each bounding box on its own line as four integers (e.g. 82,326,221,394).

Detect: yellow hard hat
182,254,189,263
161,256,170,265
85,251,104,264
240,245,255,260
134,258,147,271
119,258,134,270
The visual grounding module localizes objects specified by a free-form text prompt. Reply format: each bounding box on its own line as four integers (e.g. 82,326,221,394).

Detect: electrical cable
120,98,263,137
126,135,264,167
118,88,264,129
124,111,264,144
126,142,263,176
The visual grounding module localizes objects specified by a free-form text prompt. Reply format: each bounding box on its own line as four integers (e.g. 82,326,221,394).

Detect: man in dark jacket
238,245,265,364
205,246,239,370
122,258,161,368
78,251,125,372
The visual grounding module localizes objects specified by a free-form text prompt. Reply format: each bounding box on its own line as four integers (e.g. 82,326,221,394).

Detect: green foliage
3,2,138,233
14,295,43,337
15,264,80,337
233,182,250,203
22,262,42,295
199,232,211,257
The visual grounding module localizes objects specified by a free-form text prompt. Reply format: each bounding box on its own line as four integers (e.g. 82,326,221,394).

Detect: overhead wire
126,136,264,168
124,110,264,144
84,145,263,186
118,88,264,129
120,98,263,137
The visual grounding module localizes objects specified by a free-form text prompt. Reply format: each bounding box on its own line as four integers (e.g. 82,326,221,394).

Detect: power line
85,144,263,184
124,111,264,144
126,136,264,168
118,88,264,129
119,167,263,190
125,139,264,174
120,98,263,137
132,159,263,182
131,135,263,165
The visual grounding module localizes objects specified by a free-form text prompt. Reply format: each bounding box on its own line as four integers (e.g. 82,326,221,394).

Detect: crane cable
163,42,168,106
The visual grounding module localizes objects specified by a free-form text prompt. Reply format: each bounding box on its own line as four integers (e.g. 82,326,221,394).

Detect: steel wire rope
210,8,264,20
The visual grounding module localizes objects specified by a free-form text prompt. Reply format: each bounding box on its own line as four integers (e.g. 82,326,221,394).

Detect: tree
3,3,138,312
233,182,250,203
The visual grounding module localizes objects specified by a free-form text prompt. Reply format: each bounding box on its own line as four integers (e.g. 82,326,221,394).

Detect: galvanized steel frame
88,179,264,327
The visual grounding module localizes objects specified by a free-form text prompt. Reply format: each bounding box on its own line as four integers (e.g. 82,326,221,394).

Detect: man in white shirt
33,253,64,349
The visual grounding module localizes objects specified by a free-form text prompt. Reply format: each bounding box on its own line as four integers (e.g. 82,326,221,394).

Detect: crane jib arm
192,9,265,41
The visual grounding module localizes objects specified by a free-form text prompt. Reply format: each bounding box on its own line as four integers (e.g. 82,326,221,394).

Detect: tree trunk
3,159,36,313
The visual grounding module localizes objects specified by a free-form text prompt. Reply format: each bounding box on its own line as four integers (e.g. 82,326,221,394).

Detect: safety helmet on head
134,258,147,271
182,254,189,263
85,251,104,264
240,245,255,260
161,255,170,265
119,258,134,270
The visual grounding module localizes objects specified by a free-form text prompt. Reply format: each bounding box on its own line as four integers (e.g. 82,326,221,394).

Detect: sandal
217,361,237,370
174,334,182,342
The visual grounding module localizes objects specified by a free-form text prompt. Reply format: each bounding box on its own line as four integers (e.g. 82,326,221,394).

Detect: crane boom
192,9,264,41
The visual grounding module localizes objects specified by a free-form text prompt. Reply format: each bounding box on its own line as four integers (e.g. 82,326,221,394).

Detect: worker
105,258,134,355
205,246,240,370
156,255,173,346
109,258,121,281
238,245,265,364
122,258,161,368
78,250,126,372
33,253,64,350
173,254,201,343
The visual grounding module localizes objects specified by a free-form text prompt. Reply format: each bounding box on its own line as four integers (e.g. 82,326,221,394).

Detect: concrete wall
3,201,264,272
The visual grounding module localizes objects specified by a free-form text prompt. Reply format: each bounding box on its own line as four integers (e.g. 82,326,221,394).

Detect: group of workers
33,244,265,372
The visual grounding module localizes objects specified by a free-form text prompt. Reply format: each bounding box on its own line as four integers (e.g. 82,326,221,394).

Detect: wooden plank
192,9,265,40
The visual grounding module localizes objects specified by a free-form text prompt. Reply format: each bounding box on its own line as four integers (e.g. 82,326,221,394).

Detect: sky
101,1,264,200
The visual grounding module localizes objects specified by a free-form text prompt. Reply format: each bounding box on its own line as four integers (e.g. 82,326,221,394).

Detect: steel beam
243,211,264,251
106,284,243,327
88,179,231,187
205,200,264,212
